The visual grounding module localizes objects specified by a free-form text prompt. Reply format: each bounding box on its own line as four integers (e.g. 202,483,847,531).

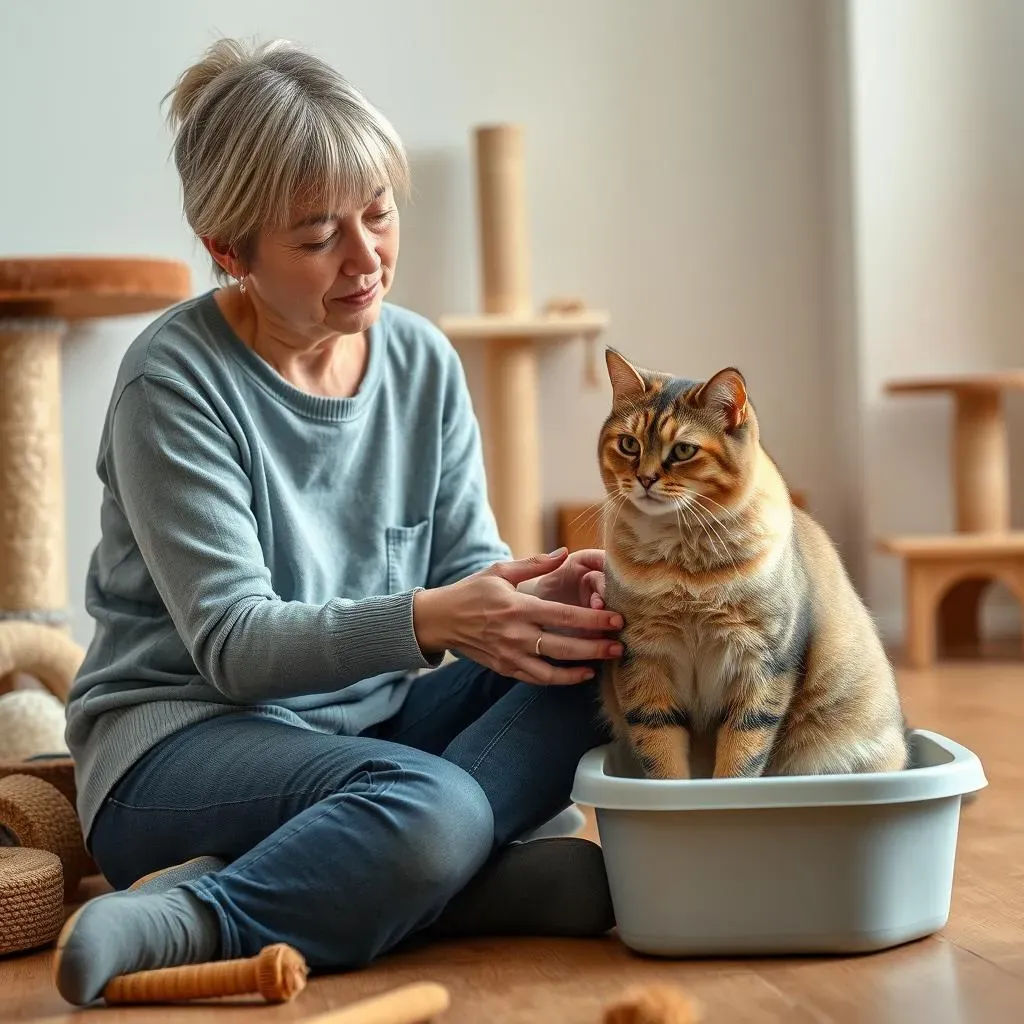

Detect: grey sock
55,887,220,1006
428,837,614,939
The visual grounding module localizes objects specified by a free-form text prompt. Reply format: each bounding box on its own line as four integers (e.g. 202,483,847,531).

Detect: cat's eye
618,435,641,456
670,442,699,462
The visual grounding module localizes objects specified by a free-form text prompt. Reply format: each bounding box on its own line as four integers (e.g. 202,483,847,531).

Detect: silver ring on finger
535,633,545,657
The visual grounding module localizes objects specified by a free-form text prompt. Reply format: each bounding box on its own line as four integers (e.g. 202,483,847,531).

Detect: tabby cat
597,348,908,780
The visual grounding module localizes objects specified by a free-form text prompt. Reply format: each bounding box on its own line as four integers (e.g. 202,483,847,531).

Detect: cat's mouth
628,490,677,516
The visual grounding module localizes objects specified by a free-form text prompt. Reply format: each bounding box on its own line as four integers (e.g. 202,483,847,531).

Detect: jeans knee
390,759,493,896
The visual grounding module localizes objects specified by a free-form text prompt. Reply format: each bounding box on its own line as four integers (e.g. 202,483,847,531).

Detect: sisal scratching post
0,256,190,696
0,320,68,623
0,319,74,696
440,125,609,557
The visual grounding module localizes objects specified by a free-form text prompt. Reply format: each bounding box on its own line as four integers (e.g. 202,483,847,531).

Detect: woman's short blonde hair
164,37,410,281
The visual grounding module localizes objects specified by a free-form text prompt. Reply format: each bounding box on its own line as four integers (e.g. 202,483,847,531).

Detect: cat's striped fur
597,349,908,780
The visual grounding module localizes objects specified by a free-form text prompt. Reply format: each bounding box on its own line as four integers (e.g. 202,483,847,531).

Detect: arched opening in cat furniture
0,622,83,702
936,573,1024,660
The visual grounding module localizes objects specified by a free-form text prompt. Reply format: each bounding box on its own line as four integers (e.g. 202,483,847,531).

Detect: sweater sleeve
426,346,513,589
108,373,441,703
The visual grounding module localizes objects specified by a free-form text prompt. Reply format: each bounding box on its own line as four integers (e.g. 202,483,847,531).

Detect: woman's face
238,184,399,339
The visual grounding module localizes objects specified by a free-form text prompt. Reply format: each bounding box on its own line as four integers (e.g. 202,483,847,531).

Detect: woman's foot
428,836,614,939
53,857,224,1006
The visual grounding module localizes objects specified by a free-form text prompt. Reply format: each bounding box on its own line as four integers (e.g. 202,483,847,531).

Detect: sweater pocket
385,519,432,594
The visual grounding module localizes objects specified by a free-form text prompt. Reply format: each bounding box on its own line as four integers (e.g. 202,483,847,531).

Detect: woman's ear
200,235,245,280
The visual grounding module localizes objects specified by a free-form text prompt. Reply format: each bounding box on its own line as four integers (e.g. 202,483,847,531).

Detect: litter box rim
570,729,987,812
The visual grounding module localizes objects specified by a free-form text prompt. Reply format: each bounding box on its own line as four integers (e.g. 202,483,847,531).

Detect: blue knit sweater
65,291,510,840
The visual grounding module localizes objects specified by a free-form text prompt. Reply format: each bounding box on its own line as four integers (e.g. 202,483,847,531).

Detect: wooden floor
3,657,1022,1023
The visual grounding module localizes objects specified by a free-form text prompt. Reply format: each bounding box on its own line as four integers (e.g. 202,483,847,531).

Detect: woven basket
0,773,87,900
0,754,77,809
0,847,64,955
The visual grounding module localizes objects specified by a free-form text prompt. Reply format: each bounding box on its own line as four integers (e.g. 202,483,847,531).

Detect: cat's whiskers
680,490,735,551
678,494,741,581
673,499,689,555
567,498,609,530
675,495,722,567
571,496,620,539
684,489,742,524
608,491,632,537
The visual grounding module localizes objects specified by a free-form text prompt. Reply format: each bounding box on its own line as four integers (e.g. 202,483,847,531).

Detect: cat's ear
695,367,748,431
605,348,646,404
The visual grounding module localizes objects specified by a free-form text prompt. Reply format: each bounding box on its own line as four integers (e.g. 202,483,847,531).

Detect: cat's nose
638,474,659,490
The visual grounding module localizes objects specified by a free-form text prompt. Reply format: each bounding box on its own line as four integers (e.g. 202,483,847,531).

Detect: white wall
1,0,836,648
847,0,1024,636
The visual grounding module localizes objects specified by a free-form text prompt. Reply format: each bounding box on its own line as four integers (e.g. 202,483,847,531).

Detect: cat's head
598,348,760,518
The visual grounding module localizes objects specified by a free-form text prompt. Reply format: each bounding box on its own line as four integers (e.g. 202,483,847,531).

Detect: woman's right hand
412,550,624,685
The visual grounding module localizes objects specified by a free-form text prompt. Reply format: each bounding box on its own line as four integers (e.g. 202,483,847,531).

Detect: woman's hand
518,547,607,610
412,550,623,686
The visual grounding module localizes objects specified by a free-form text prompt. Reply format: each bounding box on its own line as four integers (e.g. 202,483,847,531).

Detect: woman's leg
57,713,493,1003
377,657,610,845
372,659,615,938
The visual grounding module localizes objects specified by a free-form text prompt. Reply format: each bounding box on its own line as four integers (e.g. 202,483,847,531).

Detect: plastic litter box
570,729,986,957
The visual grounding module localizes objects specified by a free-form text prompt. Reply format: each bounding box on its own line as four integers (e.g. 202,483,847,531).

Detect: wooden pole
952,388,1009,533
474,125,542,556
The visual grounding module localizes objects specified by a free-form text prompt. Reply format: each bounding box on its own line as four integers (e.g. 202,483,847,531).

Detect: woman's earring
238,275,247,295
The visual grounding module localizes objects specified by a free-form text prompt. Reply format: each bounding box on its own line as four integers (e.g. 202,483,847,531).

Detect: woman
56,37,623,1005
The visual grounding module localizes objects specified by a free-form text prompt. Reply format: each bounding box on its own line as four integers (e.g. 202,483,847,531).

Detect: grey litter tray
571,729,987,957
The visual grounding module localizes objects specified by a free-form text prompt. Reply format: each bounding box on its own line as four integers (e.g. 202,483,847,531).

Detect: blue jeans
88,659,608,969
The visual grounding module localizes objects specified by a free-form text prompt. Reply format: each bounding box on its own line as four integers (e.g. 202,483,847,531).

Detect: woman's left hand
520,547,607,611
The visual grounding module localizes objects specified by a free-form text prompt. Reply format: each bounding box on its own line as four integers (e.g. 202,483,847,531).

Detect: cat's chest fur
609,542,778,726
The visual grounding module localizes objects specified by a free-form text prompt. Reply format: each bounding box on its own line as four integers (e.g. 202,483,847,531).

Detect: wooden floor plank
2,656,1022,1022
756,937,1024,1024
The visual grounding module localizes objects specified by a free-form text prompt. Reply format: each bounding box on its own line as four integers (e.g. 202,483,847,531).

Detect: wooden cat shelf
438,124,608,557
0,256,191,697
877,371,1024,667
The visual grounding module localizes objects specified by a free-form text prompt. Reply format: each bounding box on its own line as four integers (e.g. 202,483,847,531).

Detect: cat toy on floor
93,940,700,1023
602,984,702,1024
97,946,450,1021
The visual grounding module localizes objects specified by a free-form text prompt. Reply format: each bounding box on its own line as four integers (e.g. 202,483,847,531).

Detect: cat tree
878,372,1024,668
439,125,608,557
0,256,191,698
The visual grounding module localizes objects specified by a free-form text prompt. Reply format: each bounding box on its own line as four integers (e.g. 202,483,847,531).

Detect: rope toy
99,946,451,1023
102,942,309,1005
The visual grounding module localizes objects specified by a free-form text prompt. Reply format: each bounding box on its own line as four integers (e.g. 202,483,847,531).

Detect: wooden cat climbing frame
0,256,191,698
878,372,1024,668
439,124,609,557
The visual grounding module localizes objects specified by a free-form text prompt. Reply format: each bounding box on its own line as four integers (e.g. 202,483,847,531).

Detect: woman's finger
569,548,605,572
578,569,605,608
515,656,596,686
536,631,621,663
526,595,622,635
